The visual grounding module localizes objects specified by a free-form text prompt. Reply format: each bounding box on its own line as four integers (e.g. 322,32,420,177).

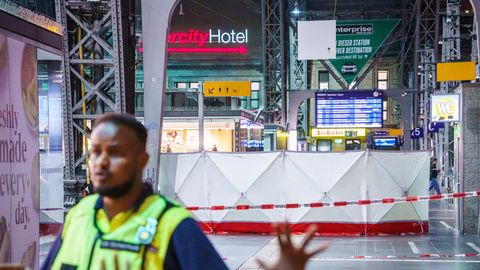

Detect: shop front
311,128,367,152
159,111,264,153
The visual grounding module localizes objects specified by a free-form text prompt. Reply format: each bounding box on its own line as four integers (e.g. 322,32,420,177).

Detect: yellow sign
437,62,476,82
431,94,460,122
311,128,366,137
204,81,251,97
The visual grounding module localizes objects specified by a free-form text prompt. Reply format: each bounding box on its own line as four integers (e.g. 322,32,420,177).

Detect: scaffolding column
288,0,307,139
262,0,287,126
58,0,135,207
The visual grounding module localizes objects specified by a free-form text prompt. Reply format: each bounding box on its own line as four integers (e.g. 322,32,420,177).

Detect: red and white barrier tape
340,253,480,259
186,191,480,211
248,253,480,261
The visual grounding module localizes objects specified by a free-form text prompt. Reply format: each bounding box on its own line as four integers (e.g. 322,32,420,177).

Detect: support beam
59,0,136,206
263,0,287,126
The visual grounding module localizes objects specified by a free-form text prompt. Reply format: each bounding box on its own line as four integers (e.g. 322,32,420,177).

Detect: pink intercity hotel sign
167,29,249,55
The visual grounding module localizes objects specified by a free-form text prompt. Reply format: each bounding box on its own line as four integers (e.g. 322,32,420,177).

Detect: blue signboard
373,131,388,136
374,137,397,147
410,128,424,139
315,91,383,128
428,122,445,133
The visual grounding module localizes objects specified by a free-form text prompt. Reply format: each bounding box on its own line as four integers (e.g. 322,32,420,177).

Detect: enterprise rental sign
315,91,383,128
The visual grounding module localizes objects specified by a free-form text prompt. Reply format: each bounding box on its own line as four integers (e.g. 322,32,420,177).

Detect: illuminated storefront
311,128,367,152
150,110,264,153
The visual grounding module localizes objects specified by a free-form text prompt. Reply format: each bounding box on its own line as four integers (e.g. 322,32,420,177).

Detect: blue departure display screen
315,91,383,128
374,138,397,147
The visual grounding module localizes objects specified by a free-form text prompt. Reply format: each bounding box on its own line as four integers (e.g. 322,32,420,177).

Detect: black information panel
315,91,383,128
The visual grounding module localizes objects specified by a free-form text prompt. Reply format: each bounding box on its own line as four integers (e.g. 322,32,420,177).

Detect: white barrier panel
159,151,430,235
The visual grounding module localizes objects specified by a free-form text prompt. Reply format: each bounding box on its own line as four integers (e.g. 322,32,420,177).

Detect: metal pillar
438,0,460,190
439,0,462,232
288,0,307,138
412,0,438,150
418,47,436,150
262,0,286,126
58,0,136,206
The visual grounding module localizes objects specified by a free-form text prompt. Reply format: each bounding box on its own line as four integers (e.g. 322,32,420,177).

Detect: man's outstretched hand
257,224,328,270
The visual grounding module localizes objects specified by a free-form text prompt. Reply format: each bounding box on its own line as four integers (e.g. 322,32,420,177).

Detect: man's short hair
93,113,147,149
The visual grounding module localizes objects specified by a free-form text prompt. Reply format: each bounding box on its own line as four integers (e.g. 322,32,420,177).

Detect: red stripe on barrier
310,202,324,208
261,204,274,209
354,256,365,259
186,206,199,211
429,194,443,200
41,208,64,211
382,198,395,203
236,205,250,210
465,253,477,257
334,201,348,207
406,196,419,202
357,200,371,205
211,205,225,210
477,191,480,196
198,221,429,235
40,223,62,236
453,192,466,198
286,203,300,209
419,254,431,257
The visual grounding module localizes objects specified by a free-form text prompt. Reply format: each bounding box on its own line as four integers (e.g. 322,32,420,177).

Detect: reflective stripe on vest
51,194,191,270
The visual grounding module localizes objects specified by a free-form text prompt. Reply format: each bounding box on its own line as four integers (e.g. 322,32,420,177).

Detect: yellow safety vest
50,193,191,270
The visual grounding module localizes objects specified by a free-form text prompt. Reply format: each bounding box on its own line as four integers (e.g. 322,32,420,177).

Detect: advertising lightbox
431,94,460,122
0,33,39,269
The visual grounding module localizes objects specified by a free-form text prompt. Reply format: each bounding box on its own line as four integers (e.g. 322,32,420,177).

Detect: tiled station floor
40,200,480,269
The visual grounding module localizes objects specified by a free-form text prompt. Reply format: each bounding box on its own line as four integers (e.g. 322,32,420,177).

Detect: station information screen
315,91,383,128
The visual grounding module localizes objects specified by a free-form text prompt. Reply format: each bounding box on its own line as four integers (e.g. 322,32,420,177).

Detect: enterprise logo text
336,25,373,35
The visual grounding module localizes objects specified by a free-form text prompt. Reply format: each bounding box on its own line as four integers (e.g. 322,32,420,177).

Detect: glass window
319,71,329,90
383,100,388,121
378,81,388,90
190,82,199,89
176,82,187,88
251,90,259,99
378,70,388,80
251,100,260,109
251,81,260,91
241,99,248,109
377,70,388,90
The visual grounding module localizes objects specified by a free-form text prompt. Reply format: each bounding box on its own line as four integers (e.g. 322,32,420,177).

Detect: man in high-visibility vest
41,113,229,270
41,113,327,270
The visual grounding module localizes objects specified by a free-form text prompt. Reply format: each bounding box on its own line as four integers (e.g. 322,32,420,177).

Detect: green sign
330,19,400,86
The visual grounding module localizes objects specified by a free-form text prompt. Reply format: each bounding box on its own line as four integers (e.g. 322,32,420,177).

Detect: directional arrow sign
168,46,248,55
204,81,251,97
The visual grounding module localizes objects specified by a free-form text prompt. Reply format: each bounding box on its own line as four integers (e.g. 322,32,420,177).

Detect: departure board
315,91,383,128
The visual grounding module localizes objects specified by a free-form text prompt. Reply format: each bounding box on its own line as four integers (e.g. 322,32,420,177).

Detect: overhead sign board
330,19,400,85
204,81,251,97
436,62,476,82
431,94,460,122
0,0,62,35
311,128,366,137
315,91,383,128
298,20,336,60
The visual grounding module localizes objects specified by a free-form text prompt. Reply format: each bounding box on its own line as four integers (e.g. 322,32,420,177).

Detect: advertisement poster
0,33,40,269
330,19,400,85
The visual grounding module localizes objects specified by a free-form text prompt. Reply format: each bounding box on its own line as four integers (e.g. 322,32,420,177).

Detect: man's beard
94,176,137,199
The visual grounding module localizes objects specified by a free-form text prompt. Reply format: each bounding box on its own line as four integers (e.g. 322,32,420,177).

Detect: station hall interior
3,0,480,269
